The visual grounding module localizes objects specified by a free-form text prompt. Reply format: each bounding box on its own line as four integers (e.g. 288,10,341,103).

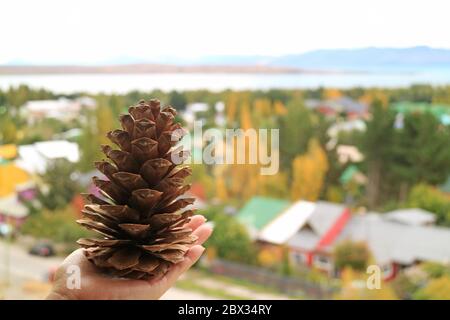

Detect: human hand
47,215,212,300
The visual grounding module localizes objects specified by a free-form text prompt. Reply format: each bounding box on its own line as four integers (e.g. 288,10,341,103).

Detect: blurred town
1,84,450,299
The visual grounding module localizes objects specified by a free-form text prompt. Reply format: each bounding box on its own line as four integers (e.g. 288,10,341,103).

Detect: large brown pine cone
77,99,197,280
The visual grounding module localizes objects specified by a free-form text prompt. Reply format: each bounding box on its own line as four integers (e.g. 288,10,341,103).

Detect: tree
322,88,342,100
203,206,256,265
279,101,329,174
273,100,287,116
422,262,450,279
78,111,102,172
258,172,289,199
0,117,18,144
188,163,215,200
225,91,238,126
406,184,450,226
253,98,273,128
168,90,187,111
239,101,253,130
291,139,329,201
358,89,388,108
79,103,115,172
21,206,91,245
360,99,396,208
96,102,115,146
391,112,450,199
334,240,370,272
215,174,228,201
32,159,81,211
279,101,314,171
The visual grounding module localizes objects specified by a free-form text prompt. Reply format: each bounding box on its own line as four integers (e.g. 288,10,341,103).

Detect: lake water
1,70,450,93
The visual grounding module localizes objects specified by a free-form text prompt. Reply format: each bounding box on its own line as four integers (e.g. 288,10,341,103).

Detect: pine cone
77,99,197,280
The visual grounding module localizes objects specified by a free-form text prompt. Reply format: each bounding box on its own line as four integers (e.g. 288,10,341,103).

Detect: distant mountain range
3,46,450,74
269,46,450,71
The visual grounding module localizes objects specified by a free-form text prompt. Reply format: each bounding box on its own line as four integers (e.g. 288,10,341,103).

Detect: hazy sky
1,0,449,64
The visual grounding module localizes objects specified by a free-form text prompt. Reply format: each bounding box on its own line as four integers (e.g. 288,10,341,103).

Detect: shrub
334,240,370,272
20,206,91,244
422,262,450,279
414,275,450,300
202,206,257,265
407,184,450,226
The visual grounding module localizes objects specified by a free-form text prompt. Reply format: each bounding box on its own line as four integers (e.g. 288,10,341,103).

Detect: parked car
29,242,55,257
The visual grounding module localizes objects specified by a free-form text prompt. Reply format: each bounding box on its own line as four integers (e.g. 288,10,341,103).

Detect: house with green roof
392,102,450,125
339,165,367,185
236,196,290,238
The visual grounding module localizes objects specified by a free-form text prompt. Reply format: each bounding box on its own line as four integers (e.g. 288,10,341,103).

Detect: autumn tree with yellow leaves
291,139,329,201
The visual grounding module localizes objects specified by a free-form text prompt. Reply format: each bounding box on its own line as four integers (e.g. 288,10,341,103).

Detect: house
339,165,367,186
336,212,450,280
0,194,29,226
392,102,450,126
0,144,34,198
237,196,450,281
385,208,436,226
255,200,351,273
15,140,80,175
327,119,366,149
286,201,350,273
236,196,290,239
0,140,80,224
214,102,226,127
21,97,96,124
182,103,209,127
336,145,364,164
0,161,31,197
305,97,368,119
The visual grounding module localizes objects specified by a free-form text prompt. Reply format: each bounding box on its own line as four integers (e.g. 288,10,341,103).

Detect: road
0,240,213,300
0,240,62,283
0,240,288,300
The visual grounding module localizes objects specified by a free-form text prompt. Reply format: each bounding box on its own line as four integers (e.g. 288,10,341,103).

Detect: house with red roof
257,200,351,274
237,197,450,281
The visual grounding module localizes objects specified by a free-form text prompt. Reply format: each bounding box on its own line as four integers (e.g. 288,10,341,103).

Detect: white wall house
22,97,96,124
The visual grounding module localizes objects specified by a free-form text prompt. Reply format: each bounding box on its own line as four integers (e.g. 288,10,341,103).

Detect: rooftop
259,200,315,244
308,201,346,236
0,194,28,219
385,208,437,226
236,196,290,234
337,213,450,265
392,102,450,125
16,140,79,174
258,200,347,247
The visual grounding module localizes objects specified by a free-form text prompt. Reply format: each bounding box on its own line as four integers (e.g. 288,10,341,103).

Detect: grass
175,278,250,300
184,268,305,299
198,269,282,294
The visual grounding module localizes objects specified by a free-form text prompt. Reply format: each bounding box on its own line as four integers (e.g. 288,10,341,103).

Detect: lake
1,70,450,93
